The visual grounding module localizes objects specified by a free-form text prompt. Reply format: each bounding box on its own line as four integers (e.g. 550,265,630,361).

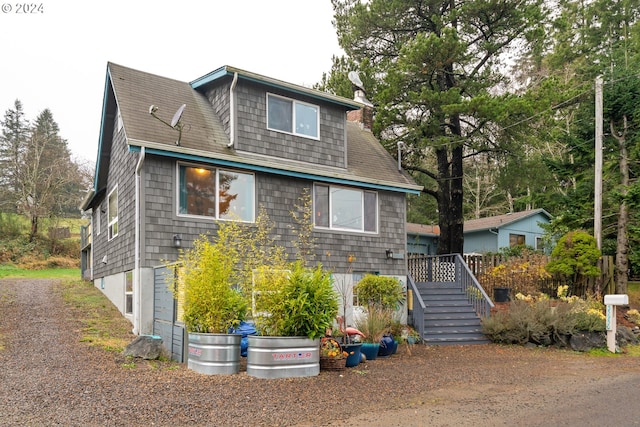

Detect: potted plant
355,305,392,361
353,274,404,358
319,337,348,371
171,233,249,375
247,262,339,378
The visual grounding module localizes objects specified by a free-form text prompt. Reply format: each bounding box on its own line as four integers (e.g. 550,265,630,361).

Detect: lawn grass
0,265,80,279
57,279,134,353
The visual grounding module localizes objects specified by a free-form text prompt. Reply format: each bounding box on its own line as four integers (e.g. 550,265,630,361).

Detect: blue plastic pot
342,343,362,367
378,335,396,357
360,342,380,361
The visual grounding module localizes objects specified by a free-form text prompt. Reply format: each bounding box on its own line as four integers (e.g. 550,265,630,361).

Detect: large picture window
107,186,118,240
178,164,254,222
267,93,319,138
313,183,378,233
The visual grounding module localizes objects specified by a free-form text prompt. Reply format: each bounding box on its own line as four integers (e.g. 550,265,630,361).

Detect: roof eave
190,65,362,110
127,139,422,195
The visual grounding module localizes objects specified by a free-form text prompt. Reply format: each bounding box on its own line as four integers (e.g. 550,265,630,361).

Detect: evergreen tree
0,99,29,212
331,0,547,254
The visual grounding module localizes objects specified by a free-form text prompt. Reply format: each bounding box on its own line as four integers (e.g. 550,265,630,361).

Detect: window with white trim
313,183,378,233
116,108,123,132
107,186,118,240
96,208,101,236
267,93,319,139
125,271,133,315
178,164,255,222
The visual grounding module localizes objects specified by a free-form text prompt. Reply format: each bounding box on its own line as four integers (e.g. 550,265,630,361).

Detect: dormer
190,66,362,170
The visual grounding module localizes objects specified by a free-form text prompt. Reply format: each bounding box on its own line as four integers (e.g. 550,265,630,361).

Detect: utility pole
595,76,603,250
595,76,604,295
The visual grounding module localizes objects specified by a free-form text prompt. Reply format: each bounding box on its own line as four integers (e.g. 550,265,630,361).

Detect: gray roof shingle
105,62,420,193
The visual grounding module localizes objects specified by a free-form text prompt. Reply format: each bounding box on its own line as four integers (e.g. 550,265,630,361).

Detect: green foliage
288,187,316,266
546,230,601,281
331,0,546,255
173,233,248,333
482,296,606,346
353,274,404,310
355,305,392,343
0,265,79,279
0,212,26,238
253,262,338,339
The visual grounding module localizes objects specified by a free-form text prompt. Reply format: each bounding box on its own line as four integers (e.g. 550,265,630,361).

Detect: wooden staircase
414,281,490,345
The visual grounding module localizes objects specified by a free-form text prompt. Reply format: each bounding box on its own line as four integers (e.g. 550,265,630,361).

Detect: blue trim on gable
93,68,112,191
129,145,420,195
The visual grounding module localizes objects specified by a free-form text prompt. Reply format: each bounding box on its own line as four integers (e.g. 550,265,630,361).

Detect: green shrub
482,296,606,346
173,234,248,334
546,230,601,288
354,274,404,309
253,262,338,339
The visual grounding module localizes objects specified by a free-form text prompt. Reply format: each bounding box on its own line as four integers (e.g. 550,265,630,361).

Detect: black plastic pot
493,287,510,303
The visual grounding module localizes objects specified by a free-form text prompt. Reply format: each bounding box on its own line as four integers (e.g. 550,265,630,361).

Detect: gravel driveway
1,279,639,426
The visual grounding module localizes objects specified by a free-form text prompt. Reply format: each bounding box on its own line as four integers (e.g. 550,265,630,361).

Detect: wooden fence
458,253,615,298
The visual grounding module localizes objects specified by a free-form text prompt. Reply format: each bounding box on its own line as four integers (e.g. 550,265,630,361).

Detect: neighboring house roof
406,223,440,237
83,62,421,210
463,209,552,233
406,209,552,237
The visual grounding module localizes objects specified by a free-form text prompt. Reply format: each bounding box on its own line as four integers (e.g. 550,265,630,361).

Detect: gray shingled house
80,62,421,349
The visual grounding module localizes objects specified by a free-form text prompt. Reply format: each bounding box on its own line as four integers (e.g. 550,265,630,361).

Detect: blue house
407,209,552,255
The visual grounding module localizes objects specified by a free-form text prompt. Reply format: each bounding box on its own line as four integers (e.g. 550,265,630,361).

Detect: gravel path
1,279,639,426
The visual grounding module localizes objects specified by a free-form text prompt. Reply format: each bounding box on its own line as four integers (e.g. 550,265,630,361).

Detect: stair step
424,311,478,321
425,326,484,337
425,305,476,316
425,319,482,328
412,279,491,346
424,300,474,307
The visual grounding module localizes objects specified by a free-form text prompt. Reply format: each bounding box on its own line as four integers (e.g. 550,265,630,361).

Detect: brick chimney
347,88,374,131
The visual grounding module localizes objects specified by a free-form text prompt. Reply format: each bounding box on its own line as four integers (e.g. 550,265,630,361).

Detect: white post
604,294,628,353
606,304,616,353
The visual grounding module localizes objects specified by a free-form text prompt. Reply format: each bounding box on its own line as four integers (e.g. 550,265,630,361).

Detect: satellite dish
171,104,186,128
348,71,364,91
148,103,187,146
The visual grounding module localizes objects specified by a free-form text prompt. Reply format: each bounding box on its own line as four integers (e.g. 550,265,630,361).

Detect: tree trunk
436,147,452,255
29,215,38,243
450,143,464,254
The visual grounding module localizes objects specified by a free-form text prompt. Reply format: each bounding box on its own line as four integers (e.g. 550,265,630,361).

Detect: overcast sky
0,0,343,165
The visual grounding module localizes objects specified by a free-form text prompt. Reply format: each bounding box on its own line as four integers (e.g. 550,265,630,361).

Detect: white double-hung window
267,93,319,139
107,186,118,240
313,183,378,233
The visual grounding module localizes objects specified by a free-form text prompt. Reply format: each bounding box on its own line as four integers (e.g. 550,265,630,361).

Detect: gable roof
406,209,552,237
84,62,421,210
406,223,440,237
463,209,552,233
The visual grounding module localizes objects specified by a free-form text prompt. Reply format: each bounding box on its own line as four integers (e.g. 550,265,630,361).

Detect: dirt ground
1,278,639,427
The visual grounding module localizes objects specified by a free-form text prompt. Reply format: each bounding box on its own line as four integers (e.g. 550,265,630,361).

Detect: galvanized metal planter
187,332,241,375
246,336,320,379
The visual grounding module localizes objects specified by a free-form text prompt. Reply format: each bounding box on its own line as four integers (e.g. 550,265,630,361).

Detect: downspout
227,72,238,148
134,146,145,334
